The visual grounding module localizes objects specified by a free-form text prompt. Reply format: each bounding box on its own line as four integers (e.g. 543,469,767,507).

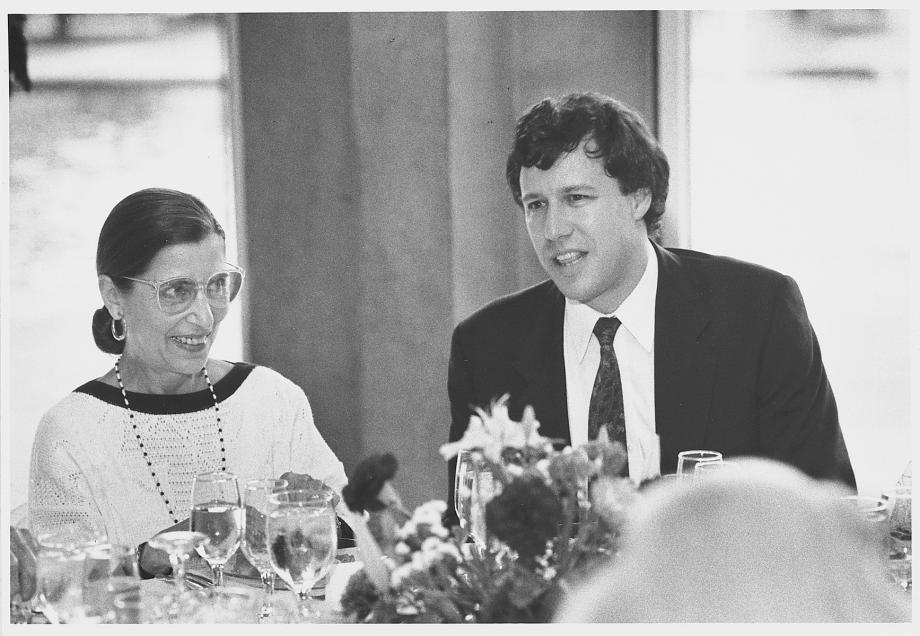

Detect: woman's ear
98,275,124,319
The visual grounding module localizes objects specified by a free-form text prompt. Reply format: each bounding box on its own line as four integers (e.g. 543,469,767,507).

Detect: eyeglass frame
114,264,245,315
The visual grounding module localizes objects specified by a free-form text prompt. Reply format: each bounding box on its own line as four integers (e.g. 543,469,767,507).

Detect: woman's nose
185,292,215,328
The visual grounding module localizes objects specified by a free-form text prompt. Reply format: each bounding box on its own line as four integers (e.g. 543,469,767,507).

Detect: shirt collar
565,240,658,362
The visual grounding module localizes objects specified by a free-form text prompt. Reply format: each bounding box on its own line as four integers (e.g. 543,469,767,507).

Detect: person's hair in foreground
556,458,909,622
91,188,225,354
505,92,670,240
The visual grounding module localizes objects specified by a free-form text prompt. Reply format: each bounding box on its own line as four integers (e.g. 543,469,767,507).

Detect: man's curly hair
505,92,669,240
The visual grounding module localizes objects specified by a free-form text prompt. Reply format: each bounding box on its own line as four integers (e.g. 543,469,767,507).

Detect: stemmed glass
882,486,912,591
80,543,141,623
147,530,209,621
35,547,86,623
33,525,106,624
676,450,723,481
190,470,243,589
241,477,289,620
266,489,338,621
693,460,740,483
840,495,891,562
455,450,498,549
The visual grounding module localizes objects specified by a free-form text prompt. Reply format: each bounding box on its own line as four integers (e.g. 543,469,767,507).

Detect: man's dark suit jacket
446,243,856,518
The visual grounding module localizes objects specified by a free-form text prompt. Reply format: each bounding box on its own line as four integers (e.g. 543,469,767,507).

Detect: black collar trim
75,362,256,414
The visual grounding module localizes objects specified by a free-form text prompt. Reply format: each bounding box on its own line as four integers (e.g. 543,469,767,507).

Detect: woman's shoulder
36,385,115,441
230,363,311,411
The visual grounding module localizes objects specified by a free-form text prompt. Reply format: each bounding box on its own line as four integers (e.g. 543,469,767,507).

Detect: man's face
519,142,651,314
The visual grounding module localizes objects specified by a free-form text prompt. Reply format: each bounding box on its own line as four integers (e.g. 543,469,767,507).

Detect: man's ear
631,188,652,221
98,275,124,319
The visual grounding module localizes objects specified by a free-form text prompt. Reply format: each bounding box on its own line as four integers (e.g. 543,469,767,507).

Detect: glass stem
171,553,186,596
211,563,225,587
260,570,275,598
296,590,314,619
258,571,275,621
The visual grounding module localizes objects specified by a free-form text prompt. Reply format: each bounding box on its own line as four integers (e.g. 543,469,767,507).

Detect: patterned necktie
588,317,627,460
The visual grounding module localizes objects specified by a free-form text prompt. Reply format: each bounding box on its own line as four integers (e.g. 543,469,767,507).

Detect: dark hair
92,188,225,354
505,92,670,239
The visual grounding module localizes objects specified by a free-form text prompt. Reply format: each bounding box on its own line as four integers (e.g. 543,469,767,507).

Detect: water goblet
32,525,106,624
241,477,289,620
191,470,243,588
266,488,338,622
35,547,86,624
840,495,891,563
455,450,476,540
147,530,209,621
882,486,911,591
80,543,141,623
694,460,740,483
676,450,723,481
455,450,499,549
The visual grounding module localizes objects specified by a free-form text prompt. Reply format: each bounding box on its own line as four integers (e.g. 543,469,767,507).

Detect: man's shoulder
456,279,560,335
658,245,788,289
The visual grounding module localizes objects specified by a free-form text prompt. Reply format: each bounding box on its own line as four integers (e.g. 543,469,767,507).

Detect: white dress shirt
563,240,660,483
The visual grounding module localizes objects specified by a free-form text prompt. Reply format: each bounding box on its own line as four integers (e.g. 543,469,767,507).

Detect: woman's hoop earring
111,317,127,341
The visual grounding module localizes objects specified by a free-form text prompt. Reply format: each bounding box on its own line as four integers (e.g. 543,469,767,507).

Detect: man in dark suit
446,92,855,520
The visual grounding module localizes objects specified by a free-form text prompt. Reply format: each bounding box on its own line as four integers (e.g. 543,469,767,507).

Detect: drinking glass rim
195,470,239,482
840,494,888,512
244,477,289,491
82,543,136,558
695,461,740,473
148,530,210,551
268,488,335,507
678,450,723,459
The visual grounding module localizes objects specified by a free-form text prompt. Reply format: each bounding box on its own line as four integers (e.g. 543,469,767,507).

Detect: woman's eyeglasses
117,265,244,315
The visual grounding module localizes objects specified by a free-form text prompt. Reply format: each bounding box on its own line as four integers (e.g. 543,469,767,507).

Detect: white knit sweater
28,363,347,549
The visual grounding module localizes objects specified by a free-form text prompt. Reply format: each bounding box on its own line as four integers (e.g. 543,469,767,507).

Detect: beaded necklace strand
114,354,227,524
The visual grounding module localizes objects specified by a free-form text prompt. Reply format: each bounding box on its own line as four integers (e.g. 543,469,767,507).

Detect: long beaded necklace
114,354,227,524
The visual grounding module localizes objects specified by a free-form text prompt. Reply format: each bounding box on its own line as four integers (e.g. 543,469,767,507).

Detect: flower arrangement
339,396,637,623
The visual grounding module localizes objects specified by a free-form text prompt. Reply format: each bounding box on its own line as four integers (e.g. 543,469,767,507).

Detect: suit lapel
653,244,716,472
511,283,570,445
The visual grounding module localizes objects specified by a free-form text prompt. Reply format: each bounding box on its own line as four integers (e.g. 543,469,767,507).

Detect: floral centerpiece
339,396,638,623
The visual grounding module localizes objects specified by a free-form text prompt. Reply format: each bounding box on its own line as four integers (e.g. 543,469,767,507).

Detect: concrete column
349,13,454,507
236,13,361,470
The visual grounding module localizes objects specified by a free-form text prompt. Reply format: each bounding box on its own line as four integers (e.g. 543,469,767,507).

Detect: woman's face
115,234,230,386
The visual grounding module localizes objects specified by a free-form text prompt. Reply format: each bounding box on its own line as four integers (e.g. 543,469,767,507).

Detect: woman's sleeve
28,413,107,540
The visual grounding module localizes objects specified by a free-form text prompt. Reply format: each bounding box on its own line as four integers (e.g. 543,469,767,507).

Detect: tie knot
593,316,621,349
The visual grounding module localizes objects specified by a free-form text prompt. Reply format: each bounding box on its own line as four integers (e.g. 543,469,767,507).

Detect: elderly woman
556,458,910,622
28,188,347,575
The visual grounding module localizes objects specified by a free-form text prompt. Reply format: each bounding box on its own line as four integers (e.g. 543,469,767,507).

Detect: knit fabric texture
28,363,347,548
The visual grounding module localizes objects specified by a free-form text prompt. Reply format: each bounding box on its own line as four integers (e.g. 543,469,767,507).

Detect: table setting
13,471,363,624
11,396,912,624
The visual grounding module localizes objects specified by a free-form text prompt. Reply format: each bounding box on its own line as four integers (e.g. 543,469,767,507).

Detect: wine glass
455,450,498,549
693,460,740,483
32,525,106,623
840,495,891,562
266,488,337,621
241,477,289,620
190,470,243,588
882,486,911,591
676,450,723,481
80,543,141,623
35,547,86,624
455,450,476,540
147,530,209,621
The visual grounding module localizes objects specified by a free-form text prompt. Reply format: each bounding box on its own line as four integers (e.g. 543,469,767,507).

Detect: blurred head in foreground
556,458,909,623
